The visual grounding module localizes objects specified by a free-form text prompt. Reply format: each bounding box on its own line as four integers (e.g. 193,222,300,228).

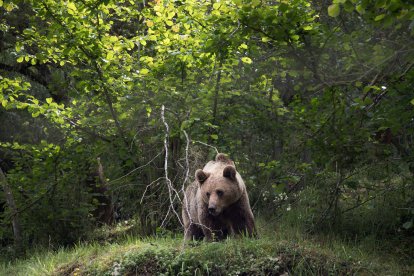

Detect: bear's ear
195,169,210,185
216,153,235,165
223,166,236,181
216,153,230,162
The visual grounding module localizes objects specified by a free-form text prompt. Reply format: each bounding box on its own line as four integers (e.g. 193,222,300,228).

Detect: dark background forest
0,0,414,270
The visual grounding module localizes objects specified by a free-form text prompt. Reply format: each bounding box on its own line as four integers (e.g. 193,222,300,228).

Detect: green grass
1,220,413,275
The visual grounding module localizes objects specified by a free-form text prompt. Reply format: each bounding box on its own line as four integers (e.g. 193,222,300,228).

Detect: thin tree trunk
93,62,128,145
0,168,23,254
211,60,222,129
208,59,223,147
96,157,115,225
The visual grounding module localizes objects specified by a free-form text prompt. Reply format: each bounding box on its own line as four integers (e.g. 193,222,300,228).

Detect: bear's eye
216,190,224,197
206,192,211,197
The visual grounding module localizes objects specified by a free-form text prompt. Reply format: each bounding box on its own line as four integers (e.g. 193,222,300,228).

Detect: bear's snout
208,205,219,216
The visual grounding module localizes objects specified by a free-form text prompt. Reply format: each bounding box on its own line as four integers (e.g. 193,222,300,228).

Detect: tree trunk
208,59,223,147
88,158,115,225
96,157,115,225
211,60,222,130
0,168,23,255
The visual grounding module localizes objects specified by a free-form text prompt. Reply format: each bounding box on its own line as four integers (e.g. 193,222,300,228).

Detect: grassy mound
2,235,410,275
1,220,413,275
69,239,356,275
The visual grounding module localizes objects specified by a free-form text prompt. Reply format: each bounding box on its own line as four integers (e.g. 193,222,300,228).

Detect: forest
0,0,414,274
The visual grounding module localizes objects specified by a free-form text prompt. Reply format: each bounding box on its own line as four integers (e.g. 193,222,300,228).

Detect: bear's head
195,164,242,217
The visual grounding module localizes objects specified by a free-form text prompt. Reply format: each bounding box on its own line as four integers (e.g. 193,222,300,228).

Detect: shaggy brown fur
182,153,256,241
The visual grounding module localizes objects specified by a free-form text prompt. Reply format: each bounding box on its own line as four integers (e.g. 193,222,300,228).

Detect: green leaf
140,68,149,75
106,51,114,60
251,0,260,7
240,43,248,49
241,57,252,64
328,4,340,17
17,56,24,63
374,14,386,21
403,220,413,230
146,106,152,117
67,2,77,15
167,11,175,19
262,37,271,42
363,85,380,93
46,98,53,104
210,134,218,140
1,99,7,107
356,5,365,14
410,99,414,105
233,0,242,6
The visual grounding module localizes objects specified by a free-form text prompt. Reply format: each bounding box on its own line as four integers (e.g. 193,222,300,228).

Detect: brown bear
182,153,256,241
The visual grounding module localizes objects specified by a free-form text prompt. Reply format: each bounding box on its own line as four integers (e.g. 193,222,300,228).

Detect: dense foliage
1,0,413,258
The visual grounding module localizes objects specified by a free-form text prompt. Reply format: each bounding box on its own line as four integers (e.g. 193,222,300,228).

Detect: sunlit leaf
356,5,365,14
106,51,114,60
241,57,252,64
140,68,150,75
374,14,386,21
67,2,77,15
328,4,340,17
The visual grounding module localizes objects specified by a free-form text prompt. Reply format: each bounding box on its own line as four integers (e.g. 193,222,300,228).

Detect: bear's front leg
184,223,204,241
198,208,226,241
244,213,257,237
200,219,229,241
198,214,214,241
232,211,257,238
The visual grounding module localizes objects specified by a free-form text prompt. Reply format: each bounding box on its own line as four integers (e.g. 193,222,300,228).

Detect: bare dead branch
108,151,162,185
193,140,219,154
160,105,183,227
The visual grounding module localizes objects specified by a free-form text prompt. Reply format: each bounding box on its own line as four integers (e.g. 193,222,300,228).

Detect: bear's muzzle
208,205,220,216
